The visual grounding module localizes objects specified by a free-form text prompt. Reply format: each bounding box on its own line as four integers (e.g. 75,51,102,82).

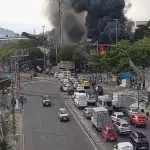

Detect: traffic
50,70,150,150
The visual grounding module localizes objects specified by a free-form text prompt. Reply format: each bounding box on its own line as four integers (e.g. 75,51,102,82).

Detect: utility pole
58,0,63,46
10,51,28,135
42,26,46,78
114,19,119,45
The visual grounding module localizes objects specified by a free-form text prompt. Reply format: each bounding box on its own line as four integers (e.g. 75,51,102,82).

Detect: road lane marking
22,134,25,150
64,98,99,150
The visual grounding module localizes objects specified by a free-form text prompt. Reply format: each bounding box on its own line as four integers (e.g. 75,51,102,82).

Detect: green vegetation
89,38,150,74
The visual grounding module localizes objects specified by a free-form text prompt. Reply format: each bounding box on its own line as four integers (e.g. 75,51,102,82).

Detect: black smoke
46,0,132,43
71,0,131,43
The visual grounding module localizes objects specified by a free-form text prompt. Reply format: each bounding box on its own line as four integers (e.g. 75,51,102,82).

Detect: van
74,93,88,108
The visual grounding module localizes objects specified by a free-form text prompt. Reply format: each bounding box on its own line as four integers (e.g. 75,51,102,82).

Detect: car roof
118,119,129,124
134,113,145,117
59,108,66,111
43,94,49,97
114,112,124,115
117,142,133,148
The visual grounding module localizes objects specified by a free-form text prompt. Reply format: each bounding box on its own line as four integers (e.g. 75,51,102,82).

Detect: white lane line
22,134,25,150
64,99,99,150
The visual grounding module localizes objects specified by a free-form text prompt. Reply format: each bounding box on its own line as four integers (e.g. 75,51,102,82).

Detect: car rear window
117,115,124,119
138,116,146,120
60,110,66,114
122,123,129,127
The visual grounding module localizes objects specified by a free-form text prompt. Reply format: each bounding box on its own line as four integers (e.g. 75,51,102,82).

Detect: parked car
113,120,131,135
111,112,125,122
129,113,147,128
126,107,139,116
74,81,80,89
129,132,149,150
42,95,51,107
83,108,94,119
102,124,118,142
58,108,69,122
113,142,133,150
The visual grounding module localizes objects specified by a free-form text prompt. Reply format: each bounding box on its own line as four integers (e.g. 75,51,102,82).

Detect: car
83,108,94,119
113,142,133,150
76,84,84,91
82,81,90,89
94,85,103,95
102,124,118,142
111,112,126,122
113,120,131,135
54,72,59,78
62,78,69,83
129,113,147,128
86,91,97,105
62,84,70,92
74,81,80,89
42,95,51,107
126,107,139,116
129,132,149,150
58,108,69,122
67,87,74,95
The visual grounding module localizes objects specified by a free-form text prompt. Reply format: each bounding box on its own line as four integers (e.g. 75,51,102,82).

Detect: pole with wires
114,19,119,45
42,26,46,78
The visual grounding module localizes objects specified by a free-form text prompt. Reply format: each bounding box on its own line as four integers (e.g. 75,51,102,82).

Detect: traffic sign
120,72,130,79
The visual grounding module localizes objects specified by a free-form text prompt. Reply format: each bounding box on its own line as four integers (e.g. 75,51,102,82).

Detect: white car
76,84,84,91
111,112,125,122
126,107,138,116
114,142,133,150
74,81,80,89
62,78,69,83
58,108,69,122
113,120,131,135
54,72,59,78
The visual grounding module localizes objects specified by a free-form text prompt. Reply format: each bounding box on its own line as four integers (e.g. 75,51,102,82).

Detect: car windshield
43,95,49,99
132,108,138,112
118,115,124,119
60,110,67,114
122,123,129,127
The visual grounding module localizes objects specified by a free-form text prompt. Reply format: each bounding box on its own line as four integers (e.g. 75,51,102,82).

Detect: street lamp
114,19,119,45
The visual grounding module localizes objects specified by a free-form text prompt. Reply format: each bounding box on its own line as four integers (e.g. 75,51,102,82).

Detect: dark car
129,132,149,150
94,85,103,95
67,87,74,95
83,108,94,119
42,95,51,107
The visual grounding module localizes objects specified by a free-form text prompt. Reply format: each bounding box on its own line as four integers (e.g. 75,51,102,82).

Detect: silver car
126,107,138,116
58,108,69,122
111,112,125,122
113,120,131,135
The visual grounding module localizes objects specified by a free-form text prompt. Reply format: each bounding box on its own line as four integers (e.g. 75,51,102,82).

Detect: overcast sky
0,0,149,34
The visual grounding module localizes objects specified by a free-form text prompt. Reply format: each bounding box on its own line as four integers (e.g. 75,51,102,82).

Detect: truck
59,61,75,72
112,92,127,111
98,95,113,114
91,107,109,130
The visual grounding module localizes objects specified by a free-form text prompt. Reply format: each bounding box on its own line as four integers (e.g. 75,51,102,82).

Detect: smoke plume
46,0,132,43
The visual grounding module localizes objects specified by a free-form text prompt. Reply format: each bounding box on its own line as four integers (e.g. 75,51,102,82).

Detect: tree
134,20,150,40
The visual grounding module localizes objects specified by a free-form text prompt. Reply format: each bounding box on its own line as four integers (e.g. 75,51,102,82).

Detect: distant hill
0,27,20,38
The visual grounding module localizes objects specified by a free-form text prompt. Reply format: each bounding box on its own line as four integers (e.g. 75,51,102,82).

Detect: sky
0,0,150,34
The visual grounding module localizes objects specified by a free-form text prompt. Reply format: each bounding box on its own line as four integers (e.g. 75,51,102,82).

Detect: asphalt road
22,80,95,150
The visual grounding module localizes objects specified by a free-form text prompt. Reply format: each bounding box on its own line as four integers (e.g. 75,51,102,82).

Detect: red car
129,113,147,127
102,124,118,142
